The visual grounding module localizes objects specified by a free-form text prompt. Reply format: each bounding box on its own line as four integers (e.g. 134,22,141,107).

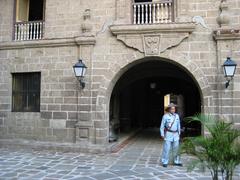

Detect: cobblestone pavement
0,129,239,180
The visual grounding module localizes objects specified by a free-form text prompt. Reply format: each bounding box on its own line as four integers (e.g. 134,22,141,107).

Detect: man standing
160,103,182,167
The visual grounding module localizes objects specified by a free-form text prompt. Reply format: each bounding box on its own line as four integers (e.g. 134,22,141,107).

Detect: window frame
14,0,46,23
12,72,41,112
12,0,46,40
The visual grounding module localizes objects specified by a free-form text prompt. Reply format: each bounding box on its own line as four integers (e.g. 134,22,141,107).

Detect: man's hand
161,136,164,140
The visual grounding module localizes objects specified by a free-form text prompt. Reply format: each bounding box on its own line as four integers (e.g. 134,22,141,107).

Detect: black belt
166,129,178,133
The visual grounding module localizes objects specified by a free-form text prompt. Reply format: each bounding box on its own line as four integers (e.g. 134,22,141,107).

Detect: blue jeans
161,140,181,165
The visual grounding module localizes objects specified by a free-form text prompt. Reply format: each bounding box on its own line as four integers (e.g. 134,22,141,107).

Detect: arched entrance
109,58,202,141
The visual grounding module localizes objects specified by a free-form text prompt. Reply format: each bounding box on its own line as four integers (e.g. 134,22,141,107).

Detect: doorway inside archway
109,59,202,142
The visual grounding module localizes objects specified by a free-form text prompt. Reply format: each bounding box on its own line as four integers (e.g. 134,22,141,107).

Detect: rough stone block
0,118,3,126
65,83,77,90
53,129,68,141
25,126,33,135
78,112,91,121
34,127,48,138
78,128,89,138
41,112,53,119
53,112,67,119
46,128,53,136
68,112,77,120
64,98,77,104
54,98,64,104
8,126,25,134
48,104,61,111
22,118,35,127
49,70,63,77
95,128,108,137
61,105,77,111
95,137,108,145
4,118,16,127
37,119,50,128
0,112,7,118
94,120,108,129
0,104,10,110
0,127,8,136
40,105,47,111
30,49,44,57
66,120,77,128
41,98,54,104
0,91,9,96
50,83,64,90
79,105,91,111
94,112,106,120
50,119,66,129
79,97,91,104
61,91,75,97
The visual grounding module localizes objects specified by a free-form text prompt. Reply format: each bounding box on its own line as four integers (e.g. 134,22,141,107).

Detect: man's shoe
174,163,183,167
162,164,168,167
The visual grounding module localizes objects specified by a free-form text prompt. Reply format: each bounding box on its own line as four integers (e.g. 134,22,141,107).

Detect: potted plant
181,114,240,180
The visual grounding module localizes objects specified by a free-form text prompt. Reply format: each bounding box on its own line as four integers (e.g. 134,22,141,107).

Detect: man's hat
165,103,177,111
167,103,177,108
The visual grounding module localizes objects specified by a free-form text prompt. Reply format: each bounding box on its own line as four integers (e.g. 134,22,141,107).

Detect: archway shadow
109,59,202,143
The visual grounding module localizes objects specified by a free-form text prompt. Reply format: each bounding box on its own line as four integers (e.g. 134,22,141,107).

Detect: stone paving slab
0,129,240,180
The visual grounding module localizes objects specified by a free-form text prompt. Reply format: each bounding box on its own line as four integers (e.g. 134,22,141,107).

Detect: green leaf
181,114,240,179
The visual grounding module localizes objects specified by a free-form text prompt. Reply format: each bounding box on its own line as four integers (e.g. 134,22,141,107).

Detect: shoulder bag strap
168,114,176,130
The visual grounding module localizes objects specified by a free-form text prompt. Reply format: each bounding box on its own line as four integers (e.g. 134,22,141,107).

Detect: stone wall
0,0,14,42
0,0,239,150
0,46,79,142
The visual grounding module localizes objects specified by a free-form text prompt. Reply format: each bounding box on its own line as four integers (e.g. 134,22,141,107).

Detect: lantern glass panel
224,66,236,77
82,68,86,77
74,67,84,77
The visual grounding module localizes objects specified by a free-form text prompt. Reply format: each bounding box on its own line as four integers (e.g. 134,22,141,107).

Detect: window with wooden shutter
12,72,41,112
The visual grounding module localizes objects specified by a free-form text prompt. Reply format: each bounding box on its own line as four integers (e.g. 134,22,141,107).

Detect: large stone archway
94,54,213,144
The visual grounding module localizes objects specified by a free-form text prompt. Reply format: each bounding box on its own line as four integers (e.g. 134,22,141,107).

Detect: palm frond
181,114,240,180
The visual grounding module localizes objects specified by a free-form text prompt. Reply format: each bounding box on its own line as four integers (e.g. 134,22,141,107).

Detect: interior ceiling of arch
113,60,200,94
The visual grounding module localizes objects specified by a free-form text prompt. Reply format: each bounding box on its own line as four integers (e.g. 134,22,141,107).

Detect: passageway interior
109,59,201,141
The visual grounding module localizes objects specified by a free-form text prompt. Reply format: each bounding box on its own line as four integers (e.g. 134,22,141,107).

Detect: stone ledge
0,139,106,153
213,28,240,40
0,36,96,50
110,23,196,35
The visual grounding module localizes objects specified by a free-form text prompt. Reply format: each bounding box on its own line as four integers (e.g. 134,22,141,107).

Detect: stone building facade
0,0,239,152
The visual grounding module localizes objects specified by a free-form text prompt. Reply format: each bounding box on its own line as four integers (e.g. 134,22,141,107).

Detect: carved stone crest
143,35,160,56
110,23,196,56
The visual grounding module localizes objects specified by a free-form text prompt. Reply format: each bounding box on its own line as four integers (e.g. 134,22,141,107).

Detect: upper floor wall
0,0,240,43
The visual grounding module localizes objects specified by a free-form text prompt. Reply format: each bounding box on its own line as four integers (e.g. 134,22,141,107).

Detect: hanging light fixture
222,57,237,88
73,59,87,89
150,82,156,89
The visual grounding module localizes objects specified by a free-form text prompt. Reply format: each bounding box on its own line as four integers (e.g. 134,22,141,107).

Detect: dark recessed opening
110,60,201,141
28,0,44,21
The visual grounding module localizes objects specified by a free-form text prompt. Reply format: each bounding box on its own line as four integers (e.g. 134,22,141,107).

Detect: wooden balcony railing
14,21,44,41
133,0,174,25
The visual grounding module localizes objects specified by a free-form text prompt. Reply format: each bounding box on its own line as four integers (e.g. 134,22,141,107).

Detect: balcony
110,0,195,56
133,0,174,25
14,21,44,41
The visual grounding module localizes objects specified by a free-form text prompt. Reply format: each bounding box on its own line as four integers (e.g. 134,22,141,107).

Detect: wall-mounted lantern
222,57,237,88
150,82,156,89
73,59,87,89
